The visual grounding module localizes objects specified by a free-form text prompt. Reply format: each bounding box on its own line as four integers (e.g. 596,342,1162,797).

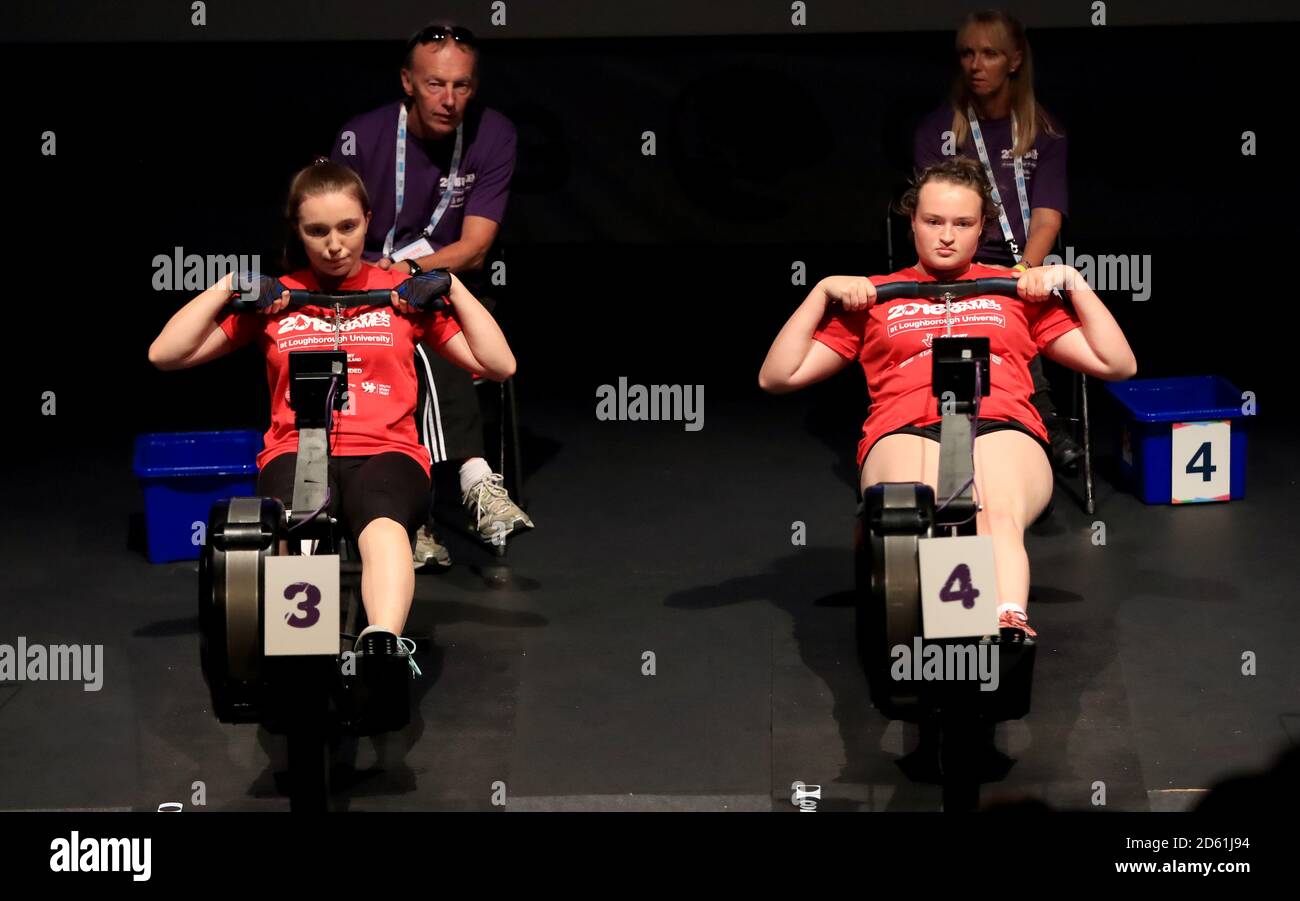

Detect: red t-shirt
811,263,1082,469
217,262,462,475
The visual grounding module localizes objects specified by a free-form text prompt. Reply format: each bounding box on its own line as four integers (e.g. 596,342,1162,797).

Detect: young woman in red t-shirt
149,160,516,668
759,158,1136,637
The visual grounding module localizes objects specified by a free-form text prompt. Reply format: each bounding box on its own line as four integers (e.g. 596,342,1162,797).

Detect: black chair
472,373,524,504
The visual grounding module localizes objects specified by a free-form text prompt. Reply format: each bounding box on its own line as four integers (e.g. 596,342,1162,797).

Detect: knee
356,517,410,551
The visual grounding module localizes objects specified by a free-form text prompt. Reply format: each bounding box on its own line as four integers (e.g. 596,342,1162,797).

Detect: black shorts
257,452,430,539
860,417,1052,480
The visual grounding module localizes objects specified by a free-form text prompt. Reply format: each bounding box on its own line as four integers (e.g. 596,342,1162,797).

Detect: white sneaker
463,472,534,545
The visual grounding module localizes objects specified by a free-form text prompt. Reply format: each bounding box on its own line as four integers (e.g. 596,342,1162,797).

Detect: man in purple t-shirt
332,23,533,568
912,12,1083,474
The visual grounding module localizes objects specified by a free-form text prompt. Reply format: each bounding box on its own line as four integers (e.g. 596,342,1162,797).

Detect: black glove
396,269,452,311
232,273,288,309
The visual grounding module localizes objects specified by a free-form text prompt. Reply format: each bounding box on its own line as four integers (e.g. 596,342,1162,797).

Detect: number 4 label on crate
1171,420,1230,503
264,555,340,656
918,536,999,639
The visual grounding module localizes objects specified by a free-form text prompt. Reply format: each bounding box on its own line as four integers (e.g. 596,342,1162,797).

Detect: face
295,191,370,280
912,181,984,273
400,41,477,137
957,24,1022,98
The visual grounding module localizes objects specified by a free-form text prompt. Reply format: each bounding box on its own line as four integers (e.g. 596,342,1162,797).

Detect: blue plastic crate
1104,376,1249,505
133,431,262,563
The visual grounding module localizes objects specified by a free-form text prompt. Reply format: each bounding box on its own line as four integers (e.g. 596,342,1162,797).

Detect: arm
401,215,499,274
432,272,516,381
759,278,867,393
147,272,245,371
1025,266,1137,380
1021,207,1062,268
1023,123,1067,267
403,119,515,275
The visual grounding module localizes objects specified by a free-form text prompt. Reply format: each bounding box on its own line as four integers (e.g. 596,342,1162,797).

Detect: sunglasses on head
409,24,478,50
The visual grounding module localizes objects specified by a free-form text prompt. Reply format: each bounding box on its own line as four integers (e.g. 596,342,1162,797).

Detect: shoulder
1033,106,1067,145
340,101,401,137
915,103,955,134
358,262,405,289
467,105,517,152
871,267,923,286
280,269,314,290
474,106,516,137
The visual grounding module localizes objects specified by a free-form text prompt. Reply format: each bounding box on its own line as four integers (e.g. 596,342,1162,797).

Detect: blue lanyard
383,104,463,258
967,105,1031,263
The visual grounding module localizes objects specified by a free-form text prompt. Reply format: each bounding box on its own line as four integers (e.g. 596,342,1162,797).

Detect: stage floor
2,397,1295,812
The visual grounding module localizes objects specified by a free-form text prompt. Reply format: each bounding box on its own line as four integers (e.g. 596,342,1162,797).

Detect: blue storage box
1104,376,1249,505
133,431,262,563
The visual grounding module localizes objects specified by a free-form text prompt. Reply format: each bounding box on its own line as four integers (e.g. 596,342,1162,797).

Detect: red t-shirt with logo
217,263,462,475
811,263,1082,469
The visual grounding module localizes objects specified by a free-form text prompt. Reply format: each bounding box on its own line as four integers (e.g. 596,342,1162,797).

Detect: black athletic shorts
257,452,430,539
860,417,1052,480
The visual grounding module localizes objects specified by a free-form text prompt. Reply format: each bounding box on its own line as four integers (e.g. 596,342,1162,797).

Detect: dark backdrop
5,18,1295,463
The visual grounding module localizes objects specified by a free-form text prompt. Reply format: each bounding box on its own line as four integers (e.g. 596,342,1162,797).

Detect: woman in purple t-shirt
912,10,1082,472
913,10,1067,268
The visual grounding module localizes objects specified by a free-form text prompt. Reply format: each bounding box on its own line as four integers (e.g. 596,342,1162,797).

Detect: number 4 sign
1171,420,1230,503
917,536,999,639
264,555,340,656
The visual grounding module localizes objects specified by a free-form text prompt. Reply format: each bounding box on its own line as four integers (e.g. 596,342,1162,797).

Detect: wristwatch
405,259,423,276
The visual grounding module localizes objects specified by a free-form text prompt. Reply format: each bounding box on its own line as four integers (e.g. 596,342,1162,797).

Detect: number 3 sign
264,555,340,656
918,536,999,639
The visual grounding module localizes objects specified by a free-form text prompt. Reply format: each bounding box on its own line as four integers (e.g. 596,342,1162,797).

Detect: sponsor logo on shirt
440,172,476,208
886,297,1007,337
886,298,1003,320
274,309,396,352
277,309,393,334
999,148,1039,161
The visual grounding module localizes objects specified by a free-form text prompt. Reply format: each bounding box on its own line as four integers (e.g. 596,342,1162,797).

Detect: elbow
1110,354,1138,381
758,371,791,395
148,343,177,372
489,355,516,382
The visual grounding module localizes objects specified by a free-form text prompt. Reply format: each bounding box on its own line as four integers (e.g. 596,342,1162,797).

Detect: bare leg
970,431,1054,611
860,430,1052,612
355,517,415,634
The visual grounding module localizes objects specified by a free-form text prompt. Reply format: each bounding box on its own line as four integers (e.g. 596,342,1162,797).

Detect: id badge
391,236,435,262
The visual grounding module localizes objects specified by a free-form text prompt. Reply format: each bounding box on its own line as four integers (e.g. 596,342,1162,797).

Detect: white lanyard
967,105,1031,263
383,104,463,258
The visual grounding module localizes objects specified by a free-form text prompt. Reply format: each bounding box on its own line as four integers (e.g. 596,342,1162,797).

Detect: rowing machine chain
942,291,954,337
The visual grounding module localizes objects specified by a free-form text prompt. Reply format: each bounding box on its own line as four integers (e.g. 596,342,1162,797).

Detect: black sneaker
1047,421,1083,476
342,630,416,734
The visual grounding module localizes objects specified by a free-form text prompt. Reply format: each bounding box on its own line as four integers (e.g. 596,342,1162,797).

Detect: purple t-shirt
331,100,517,261
913,103,1067,265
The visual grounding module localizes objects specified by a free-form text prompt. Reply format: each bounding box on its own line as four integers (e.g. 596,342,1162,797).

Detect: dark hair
895,157,998,224
403,22,479,71
281,158,372,271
